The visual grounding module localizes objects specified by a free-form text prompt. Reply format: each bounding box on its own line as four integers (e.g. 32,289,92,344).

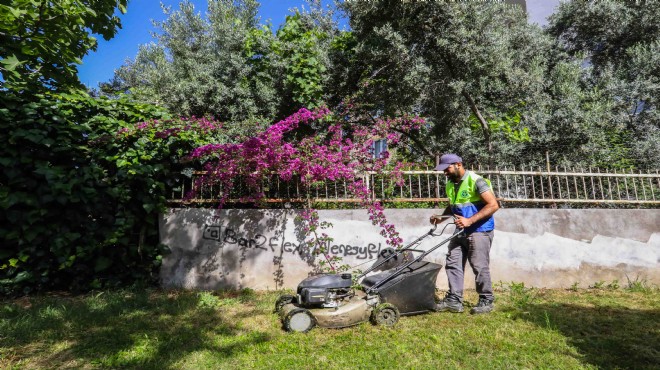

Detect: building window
373,139,388,158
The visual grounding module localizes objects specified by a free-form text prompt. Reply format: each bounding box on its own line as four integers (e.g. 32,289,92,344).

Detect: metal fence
169,167,660,207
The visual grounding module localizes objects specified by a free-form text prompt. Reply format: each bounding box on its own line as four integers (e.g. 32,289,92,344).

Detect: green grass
1,285,658,369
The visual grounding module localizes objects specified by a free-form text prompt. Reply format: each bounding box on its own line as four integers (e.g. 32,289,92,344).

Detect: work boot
470,297,494,315
435,296,464,313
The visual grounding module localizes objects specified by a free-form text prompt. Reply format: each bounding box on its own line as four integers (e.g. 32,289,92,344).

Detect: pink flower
183,106,425,253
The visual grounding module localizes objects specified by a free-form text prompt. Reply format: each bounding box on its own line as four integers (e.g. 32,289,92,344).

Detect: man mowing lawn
431,153,500,314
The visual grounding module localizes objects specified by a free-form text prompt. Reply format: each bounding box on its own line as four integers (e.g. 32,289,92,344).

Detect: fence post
365,173,372,200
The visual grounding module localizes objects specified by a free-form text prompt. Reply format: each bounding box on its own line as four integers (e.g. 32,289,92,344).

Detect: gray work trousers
445,231,495,302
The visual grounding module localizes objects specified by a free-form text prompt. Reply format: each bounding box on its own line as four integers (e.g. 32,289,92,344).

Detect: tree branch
438,53,492,158
461,90,491,153
393,127,434,157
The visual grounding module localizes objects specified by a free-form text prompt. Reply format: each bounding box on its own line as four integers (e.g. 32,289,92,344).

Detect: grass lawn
1,283,658,369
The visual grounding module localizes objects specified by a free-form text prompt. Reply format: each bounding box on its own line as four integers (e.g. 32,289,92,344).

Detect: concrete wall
159,208,659,290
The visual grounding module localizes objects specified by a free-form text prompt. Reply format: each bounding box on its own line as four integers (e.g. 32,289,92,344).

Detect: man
430,153,499,314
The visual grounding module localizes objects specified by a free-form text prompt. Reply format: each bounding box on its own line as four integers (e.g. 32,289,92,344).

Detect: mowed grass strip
0,284,658,369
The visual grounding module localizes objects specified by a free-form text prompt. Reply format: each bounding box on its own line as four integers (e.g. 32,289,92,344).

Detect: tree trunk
462,91,492,164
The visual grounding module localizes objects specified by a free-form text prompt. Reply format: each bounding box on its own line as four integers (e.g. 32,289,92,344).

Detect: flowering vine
183,106,424,271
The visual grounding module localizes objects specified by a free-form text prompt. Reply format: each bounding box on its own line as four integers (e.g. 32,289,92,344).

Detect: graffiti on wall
203,225,384,259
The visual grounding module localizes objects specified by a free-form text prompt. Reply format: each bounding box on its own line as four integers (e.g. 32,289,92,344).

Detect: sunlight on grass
85,335,156,368
0,285,658,369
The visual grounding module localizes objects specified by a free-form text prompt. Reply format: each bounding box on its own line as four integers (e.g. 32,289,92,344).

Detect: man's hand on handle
429,214,453,225
453,216,473,229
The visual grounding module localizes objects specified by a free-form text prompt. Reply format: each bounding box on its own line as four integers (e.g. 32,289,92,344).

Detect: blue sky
78,0,335,88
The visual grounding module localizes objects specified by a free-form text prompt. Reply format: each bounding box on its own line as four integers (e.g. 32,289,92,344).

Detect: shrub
0,91,226,294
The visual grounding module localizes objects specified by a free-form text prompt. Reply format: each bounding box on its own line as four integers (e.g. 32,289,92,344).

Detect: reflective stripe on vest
446,171,495,233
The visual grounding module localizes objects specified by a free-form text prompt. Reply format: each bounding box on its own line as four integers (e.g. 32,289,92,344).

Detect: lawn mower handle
364,226,464,294
357,215,461,281
356,224,439,280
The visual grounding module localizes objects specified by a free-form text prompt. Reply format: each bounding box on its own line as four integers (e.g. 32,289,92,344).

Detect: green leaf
0,54,23,71
7,6,27,18
94,257,112,272
12,271,32,284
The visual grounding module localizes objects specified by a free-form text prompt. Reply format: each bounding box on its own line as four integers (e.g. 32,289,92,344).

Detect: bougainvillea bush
188,106,424,271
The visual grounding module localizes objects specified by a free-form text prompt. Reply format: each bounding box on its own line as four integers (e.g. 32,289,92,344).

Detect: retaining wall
159,209,659,290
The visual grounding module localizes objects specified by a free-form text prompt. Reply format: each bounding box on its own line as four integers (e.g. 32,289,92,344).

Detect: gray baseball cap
435,153,462,171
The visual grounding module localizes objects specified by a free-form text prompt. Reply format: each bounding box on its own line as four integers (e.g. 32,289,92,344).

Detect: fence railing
169,167,660,207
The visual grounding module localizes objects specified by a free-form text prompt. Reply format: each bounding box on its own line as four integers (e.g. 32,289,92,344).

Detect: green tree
548,0,660,76
341,0,554,165
0,0,127,90
106,0,340,123
548,0,660,169
107,0,279,124
274,12,329,113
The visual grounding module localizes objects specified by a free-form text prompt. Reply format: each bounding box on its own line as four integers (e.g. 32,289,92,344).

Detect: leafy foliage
547,0,660,169
274,12,329,112
0,0,127,90
105,0,339,123
1,0,658,296
0,91,230,294
106,0,279,122
548,1,660,75
341,1,556,165
337,0,659,170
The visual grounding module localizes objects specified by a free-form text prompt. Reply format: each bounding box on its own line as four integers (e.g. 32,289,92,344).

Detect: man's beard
447,172,461,183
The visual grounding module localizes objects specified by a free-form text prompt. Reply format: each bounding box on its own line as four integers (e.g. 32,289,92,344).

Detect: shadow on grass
0,289,270,368
518,302,660,370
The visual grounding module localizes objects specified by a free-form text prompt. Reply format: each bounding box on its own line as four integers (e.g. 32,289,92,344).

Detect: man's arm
454,190,499,229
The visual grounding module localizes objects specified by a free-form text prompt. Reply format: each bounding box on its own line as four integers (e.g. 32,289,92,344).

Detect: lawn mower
275,219,462,332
